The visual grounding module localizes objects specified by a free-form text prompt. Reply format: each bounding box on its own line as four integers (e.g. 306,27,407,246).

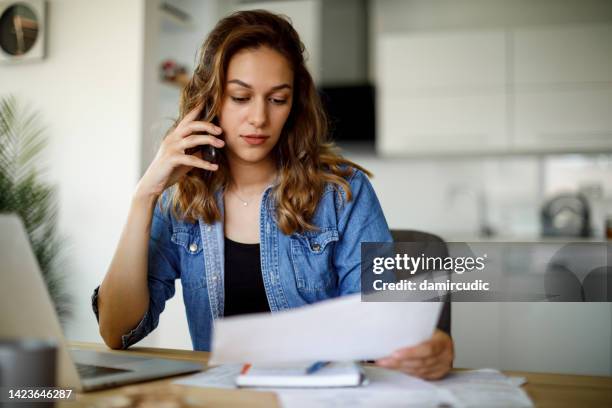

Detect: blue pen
306,361,331,374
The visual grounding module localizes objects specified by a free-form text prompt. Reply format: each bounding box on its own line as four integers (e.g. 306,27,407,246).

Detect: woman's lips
241,135,269,145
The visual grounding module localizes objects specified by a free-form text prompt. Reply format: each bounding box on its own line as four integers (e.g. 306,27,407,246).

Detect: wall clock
0,0,46,62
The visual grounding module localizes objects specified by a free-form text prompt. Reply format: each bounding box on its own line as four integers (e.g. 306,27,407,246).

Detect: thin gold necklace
230,175,276,207
232,189,250,207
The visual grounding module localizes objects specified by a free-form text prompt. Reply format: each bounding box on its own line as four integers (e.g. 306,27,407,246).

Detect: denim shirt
92,168,392,351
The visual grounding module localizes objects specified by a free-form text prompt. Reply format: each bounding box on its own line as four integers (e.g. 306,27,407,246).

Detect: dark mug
0,339,57,408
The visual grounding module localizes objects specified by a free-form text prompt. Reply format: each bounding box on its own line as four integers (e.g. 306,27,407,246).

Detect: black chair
390,229,451,336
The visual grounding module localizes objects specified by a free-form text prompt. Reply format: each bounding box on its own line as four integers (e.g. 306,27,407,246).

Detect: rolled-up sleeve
91,191,180,349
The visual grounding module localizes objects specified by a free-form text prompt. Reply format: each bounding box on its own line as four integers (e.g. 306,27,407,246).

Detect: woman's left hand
374,329,454,380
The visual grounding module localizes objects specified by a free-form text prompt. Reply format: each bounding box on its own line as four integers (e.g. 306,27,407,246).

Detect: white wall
0,0,147,344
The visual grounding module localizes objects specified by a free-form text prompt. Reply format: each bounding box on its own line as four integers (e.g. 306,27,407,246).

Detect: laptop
0,214,203,391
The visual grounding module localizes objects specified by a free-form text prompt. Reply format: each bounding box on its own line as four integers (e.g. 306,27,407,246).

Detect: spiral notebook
236,362,365,388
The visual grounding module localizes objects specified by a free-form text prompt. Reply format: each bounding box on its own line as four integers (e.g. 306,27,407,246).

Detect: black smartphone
186,106,221,165
200,140,219,164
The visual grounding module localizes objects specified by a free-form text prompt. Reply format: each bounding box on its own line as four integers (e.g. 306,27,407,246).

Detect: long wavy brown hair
166,9,371,235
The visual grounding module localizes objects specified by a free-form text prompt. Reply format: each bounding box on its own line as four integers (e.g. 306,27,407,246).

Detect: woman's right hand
135,104,225,198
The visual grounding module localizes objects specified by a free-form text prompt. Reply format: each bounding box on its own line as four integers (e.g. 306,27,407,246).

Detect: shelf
161,72,190,89
160,2,193,31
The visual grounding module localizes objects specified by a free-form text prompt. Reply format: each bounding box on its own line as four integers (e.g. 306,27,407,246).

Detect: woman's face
219,46,294,165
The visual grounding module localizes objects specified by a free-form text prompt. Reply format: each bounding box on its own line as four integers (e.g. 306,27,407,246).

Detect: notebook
236,362,365,388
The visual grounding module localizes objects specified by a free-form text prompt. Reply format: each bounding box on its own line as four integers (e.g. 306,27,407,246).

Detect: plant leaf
0,95,72,326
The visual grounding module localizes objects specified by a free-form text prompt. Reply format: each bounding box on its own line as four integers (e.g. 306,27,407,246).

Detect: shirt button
311,243,321,252
206,225,212,232
189,243,198,253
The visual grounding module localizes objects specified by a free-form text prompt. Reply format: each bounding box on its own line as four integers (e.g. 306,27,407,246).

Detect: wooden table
65,342,612,407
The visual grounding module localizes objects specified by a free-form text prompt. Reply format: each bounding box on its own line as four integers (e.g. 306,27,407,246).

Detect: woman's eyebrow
227,79,292,91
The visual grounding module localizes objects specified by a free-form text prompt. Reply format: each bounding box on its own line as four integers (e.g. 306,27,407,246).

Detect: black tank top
223,237,271,317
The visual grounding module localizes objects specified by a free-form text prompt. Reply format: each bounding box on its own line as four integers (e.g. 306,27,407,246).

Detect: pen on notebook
240,364,252,375
306,361,330,374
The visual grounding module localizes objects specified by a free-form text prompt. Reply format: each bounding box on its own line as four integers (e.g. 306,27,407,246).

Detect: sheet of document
174,365,455,407
174,364,242,389
433,369,533,407
173,366,532,407
273,367,457,408
209,294,442,365
275,389,452,408
175,365,434,391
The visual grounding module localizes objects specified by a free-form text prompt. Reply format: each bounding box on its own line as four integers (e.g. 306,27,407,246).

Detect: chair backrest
390,229,446,246
390,229,448,260
389,229,452,336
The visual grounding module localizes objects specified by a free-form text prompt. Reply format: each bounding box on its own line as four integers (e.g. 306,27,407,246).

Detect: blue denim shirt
92,168,392,351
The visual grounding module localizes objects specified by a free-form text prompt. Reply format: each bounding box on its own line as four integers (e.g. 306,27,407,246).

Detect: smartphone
186,106,221,166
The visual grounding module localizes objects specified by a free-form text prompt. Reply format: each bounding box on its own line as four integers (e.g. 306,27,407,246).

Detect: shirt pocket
170,227,205,291
290,227,339,293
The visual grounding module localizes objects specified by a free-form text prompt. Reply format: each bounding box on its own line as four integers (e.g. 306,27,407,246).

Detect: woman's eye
270,98,287,105
231,96,249,103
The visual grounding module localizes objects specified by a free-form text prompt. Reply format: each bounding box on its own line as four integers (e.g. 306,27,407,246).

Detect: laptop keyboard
76,363,131,379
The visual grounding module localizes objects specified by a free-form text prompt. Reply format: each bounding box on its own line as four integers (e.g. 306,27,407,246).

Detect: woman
94,10,453,380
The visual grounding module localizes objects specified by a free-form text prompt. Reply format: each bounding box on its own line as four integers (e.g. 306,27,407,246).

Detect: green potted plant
0,95,72,325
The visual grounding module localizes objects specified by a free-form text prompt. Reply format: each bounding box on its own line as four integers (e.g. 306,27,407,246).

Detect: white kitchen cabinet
512,24,612,152
377,30,508,155
379,93,507,154
513,24,612,85
514,87,612,152
379,30,507,93
376,24,612,155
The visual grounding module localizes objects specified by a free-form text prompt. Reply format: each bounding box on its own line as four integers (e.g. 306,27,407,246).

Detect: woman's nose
248,98,267,128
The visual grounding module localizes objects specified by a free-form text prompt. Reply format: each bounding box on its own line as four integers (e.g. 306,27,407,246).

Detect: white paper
174,365,532,407
360,366,434,391
209,294,442,365
276,389,448,408
433,368,527,388
508,376,528,387
175,365,434,391
433,369,533,408
274,367,455,408
174,365,455,407
441,385,533,408
174,364,242,389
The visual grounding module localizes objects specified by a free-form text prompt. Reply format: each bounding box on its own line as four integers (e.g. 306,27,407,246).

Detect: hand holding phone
136,104,224,198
